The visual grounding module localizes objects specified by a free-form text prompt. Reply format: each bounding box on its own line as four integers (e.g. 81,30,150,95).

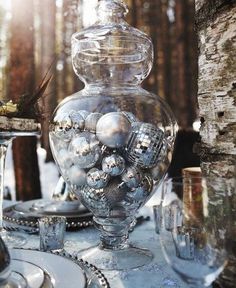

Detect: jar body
49,85,176,221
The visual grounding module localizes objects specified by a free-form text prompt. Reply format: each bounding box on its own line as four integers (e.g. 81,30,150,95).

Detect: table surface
3,199,190,288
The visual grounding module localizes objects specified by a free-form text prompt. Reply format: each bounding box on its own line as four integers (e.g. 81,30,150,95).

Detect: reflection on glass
157,176,231,288
0,130,40,247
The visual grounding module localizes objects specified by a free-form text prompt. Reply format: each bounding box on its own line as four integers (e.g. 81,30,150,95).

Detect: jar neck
84,83,139,92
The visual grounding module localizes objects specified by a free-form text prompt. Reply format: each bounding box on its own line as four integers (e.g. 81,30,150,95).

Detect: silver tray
3,199,93,231
10,248,110,288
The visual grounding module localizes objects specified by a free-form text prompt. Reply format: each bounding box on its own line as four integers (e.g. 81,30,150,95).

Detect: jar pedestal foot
77,243,153,271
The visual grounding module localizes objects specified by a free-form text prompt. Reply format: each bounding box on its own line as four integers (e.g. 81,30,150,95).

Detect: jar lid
71,0,153,85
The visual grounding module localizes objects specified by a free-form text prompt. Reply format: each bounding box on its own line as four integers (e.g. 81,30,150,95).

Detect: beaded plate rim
3,200,93,231
12,248,110,288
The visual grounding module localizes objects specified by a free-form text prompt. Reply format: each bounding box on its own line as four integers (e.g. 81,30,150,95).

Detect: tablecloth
3,198,189,288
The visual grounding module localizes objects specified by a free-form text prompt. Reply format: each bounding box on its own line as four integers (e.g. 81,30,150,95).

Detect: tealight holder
49,0,177,270
38,216,66,252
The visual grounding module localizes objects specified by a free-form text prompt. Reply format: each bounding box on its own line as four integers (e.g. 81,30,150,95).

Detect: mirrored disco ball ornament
102,154,125,176
126,176,153,202
49,0,177,271
80,185,110,215
125,122,165,168
121,166,142,188
52,112,73,141
122,111,137,124
87,168,110,189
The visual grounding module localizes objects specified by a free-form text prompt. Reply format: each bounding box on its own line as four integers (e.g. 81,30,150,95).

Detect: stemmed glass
0,130,40,247
156,176,233,288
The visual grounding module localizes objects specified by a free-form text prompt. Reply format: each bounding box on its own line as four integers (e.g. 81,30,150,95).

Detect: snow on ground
5,143,59,200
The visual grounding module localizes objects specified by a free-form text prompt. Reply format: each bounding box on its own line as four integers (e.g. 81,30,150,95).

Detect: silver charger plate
11,259,45,287
10,249,110,288
4,199,93,231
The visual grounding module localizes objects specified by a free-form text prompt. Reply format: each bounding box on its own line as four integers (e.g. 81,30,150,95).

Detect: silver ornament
122,111,137,124
51,112,73,141
57,148,73,169
67,165,87,186
102,154,125,176
87,168,110,189
79,110,90,120
69,111,85,131
96,112,131,148
69,132,101,168
79,185,110,215
104,180,129,206
85,112,103,133
125,122,164,168
127,176,153,202
121,166,142,188
51,136,69,151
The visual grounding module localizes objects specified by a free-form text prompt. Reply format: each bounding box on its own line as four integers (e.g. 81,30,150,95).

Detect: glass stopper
97,0,129,22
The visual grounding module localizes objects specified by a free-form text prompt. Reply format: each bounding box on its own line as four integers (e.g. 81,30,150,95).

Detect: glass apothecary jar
49,0,178,270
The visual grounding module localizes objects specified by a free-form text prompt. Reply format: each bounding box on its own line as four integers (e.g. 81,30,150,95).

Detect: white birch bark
196,1,236,178
196,2,236,286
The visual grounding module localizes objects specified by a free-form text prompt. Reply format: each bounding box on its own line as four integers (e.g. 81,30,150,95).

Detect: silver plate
10,249,87,288
9,249,110,288
4,199,93,231
11,259,45,287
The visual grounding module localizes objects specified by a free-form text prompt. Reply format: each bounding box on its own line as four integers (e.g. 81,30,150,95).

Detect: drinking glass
157,176,231,288
0,130,40,247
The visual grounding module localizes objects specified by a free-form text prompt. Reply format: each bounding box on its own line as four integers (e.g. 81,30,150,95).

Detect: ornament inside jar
49,0,178,270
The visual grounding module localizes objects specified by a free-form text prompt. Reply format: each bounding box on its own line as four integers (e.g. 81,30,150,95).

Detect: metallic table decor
49,0,177,270
38,216,66,252
3,199,93,231
8,248,110,288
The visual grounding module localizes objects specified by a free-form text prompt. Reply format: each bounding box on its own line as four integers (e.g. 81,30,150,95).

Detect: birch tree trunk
196,1,236,286
196,0,236,167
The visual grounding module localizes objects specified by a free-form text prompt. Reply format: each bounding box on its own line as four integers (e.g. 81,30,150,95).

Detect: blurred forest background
0,0,199,200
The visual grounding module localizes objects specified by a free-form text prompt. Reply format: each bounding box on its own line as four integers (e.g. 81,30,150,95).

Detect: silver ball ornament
79,110,90,120
87,168,110,189
67,165,87,186
121,166,142,188
102,154,125,176
104,179,129,205
125,122,164,168
51,112,73,141
128,176,153,202
96,112,131,148
57,148,73,169
85,112,103,133
69,111,85,131
69,132,101,168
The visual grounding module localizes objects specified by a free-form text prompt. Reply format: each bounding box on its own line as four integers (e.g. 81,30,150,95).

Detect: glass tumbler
158,176,232,288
